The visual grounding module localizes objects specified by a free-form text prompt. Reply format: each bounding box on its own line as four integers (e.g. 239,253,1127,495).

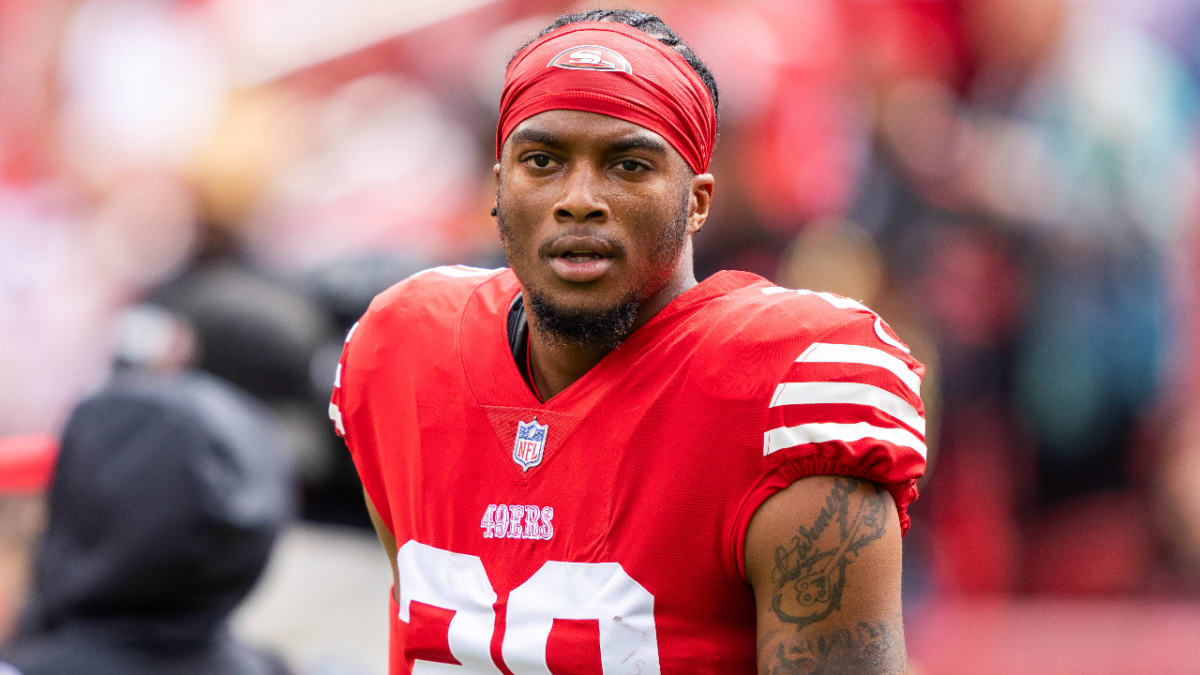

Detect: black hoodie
0,372,293,675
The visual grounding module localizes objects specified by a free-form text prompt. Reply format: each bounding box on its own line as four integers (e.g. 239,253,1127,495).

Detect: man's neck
527,337,610,400
525,271,697,400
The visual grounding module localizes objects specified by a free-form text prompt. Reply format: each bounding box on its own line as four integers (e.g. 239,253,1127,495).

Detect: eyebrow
508,128,565,150
507,127,670,156
609,135,670,156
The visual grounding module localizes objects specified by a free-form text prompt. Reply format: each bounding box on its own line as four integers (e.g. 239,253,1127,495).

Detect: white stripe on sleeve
763,421,927,458
798,343,922,399
770,381,925,435
329,401,345,436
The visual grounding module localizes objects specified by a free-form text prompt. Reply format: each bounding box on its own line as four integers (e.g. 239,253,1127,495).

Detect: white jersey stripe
760,286,874,313
794,289,873,313
764,421,927,458
419,265,505,278
328,401,345,436
873,316,911,354
770,381,925,435
798,343,921,399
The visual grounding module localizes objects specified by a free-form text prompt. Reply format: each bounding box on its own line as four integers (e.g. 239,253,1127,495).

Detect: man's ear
492,164,502,217
687,174,715,235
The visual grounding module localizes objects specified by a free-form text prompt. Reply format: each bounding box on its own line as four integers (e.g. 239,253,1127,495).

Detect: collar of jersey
459,269,758,410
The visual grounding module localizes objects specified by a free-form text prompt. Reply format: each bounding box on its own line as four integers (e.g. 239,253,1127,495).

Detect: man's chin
526,289,640,350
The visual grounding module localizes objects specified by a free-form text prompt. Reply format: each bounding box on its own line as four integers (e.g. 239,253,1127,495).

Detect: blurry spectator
1152,179,1200,593
0,372,293,675
844,0,1200,596
145,237,348,521
149,257,333,474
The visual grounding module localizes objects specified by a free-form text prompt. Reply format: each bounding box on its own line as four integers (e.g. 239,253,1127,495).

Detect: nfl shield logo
512,418,548,471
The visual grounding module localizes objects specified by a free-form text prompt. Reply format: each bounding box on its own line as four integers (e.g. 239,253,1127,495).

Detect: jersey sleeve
730,304,927,580
328,320,392,526
326,265,509,537
328,307,407,539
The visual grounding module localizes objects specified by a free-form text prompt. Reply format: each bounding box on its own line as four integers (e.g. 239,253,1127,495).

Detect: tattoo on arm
761,616,904,675
769,477,888,629
758,478,901,673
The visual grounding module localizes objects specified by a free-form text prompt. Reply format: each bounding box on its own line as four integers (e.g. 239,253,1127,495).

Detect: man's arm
363,488,400,602
746,475,906,674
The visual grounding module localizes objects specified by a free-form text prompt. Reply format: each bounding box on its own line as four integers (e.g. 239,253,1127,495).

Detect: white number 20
397,541,661,674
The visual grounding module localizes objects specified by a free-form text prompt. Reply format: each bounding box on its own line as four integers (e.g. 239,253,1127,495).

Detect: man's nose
553,163,608,223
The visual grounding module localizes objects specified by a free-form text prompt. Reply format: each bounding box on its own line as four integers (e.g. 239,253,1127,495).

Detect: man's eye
525,154,554,169
619,160,647,172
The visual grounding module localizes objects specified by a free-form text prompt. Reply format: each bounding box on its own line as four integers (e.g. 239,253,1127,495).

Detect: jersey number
397,541,661,674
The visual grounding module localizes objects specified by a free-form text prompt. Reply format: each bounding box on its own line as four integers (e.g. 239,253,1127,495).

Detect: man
0,372,292,675
329,9,926,673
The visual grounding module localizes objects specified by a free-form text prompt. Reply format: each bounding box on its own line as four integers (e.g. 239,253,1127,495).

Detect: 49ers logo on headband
548,45,632,74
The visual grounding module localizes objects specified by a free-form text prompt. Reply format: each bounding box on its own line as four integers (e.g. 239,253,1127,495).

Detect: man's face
495,110,711,347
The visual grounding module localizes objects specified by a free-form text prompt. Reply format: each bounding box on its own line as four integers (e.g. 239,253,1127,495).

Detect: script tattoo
760,616,904,674
769,478,888,630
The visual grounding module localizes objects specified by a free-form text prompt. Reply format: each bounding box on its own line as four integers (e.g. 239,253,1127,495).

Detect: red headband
497,22,716,174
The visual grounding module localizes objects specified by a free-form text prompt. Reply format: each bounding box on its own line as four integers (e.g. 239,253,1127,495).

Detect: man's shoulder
699,275,891,355
657,274,914,403
369,264,511,317
336,265,514,378
352,265,512,339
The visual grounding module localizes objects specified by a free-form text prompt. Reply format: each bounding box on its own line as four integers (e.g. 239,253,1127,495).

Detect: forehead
505,110,681,160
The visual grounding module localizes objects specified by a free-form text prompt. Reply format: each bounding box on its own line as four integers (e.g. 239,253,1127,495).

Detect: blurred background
1,0,1199,673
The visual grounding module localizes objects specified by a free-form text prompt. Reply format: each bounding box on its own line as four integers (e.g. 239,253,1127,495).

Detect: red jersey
330,266,926,674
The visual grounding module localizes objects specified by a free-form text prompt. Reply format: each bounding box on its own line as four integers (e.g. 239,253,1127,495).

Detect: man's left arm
746,475,906,674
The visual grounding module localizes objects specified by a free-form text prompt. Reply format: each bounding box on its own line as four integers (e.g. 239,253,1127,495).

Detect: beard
496,184,691,350
526,287,639,350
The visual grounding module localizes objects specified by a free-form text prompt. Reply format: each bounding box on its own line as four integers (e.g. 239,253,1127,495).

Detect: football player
330,9,926,673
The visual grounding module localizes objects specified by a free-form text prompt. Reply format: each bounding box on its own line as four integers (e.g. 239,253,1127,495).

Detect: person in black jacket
0,371,293,675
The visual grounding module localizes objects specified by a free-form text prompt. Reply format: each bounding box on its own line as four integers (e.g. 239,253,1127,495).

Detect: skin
747,477,907,674
495,110,712,399
363,109,906,672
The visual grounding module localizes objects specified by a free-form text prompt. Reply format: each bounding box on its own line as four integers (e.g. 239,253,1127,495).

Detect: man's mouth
545,237,617,283
561,250,605,262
